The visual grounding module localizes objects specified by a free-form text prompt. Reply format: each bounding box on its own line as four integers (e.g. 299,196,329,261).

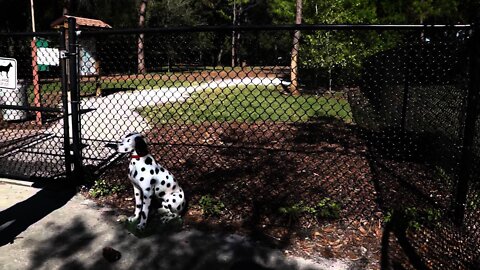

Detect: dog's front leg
137,188,153,230
128,186,142,223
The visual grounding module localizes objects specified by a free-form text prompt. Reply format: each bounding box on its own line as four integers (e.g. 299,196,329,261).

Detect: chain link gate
0,18,84,181
0,31,69,180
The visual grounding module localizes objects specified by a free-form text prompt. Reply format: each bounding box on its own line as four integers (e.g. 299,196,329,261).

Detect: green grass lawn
141,85,352,124
30,75,353,125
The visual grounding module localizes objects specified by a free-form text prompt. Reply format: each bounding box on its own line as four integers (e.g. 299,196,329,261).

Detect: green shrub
279,201,316,224
199,195,225,217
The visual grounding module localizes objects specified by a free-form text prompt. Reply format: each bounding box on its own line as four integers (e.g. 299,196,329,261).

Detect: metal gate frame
65,17,83,183
0,18,83,182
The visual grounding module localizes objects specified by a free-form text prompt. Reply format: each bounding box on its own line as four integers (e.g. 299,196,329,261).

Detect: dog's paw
136,223,146,231
157,207,169,215
128,216,139,223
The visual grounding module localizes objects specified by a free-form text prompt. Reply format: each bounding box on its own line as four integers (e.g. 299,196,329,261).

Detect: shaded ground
84,118,384,269
83,116,480,269
0,183,339,270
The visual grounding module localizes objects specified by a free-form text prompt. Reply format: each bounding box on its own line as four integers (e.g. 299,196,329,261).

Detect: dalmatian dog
106,132,186,230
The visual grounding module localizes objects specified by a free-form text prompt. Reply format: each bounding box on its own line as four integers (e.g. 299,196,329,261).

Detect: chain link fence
75,26,478,268
1,24,479,268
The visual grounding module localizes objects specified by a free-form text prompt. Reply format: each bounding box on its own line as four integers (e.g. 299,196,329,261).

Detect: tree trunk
217,48,223,65
138,0,148,74
63,0,69,15
289,0,302,96
231,0,237,67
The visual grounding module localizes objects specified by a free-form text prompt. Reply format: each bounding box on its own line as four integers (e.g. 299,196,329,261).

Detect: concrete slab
0,182,351,270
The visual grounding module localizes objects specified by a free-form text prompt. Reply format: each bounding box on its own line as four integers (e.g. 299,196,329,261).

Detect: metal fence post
67,17,83,182
455,22,480,226
60,27,72,178
401,44,411,132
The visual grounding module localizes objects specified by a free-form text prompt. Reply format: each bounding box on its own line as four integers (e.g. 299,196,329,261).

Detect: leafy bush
199,195,225,217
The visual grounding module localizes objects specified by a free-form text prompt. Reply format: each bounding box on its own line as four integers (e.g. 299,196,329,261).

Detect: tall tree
232,0,238,66
289,0,302,96
377,0,460,24
138,0,148,74
300,0,379,89
230,0,259,66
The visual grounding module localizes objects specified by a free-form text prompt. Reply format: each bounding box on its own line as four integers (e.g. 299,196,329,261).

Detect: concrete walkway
0,181,351,270
50,77,285,141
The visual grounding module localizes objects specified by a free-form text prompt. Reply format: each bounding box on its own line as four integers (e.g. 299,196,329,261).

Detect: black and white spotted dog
106,133,186,230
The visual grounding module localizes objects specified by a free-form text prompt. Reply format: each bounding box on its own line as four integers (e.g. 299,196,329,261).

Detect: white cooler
0,80,27,121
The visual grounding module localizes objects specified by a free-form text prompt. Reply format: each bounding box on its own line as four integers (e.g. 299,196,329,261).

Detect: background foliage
0,0,477,86
0,0,477,32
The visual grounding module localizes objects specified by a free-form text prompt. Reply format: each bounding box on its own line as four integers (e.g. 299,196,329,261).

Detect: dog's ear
125,132,137,138
134,136,149,156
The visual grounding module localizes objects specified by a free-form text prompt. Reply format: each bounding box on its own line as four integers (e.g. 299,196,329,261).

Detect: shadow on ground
95,117,381,267
26,217,321,270
0,185,76,246
363,128,480,269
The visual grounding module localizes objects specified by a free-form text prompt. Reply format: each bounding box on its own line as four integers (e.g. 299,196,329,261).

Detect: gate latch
60,50,77,59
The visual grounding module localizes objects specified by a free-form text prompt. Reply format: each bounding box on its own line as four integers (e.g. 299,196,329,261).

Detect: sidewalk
0,181,350,270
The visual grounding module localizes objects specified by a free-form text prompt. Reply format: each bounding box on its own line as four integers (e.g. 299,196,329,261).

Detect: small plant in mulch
198,195,225,217
383,207,443,231
89,178,127,198
123,216,183,238
315,198,342,219
278,198,341,225
278,201,317,225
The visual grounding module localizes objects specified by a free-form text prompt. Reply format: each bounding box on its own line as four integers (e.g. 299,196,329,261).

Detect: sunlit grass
141,84,352,124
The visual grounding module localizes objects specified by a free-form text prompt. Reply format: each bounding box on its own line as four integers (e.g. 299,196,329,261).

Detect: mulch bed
1,68,475,268
79,108,469,270
81,116,480,269
83,118,386,269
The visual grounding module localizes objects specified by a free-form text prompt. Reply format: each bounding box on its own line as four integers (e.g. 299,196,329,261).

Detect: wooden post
30,0,42,125
31,39,42,125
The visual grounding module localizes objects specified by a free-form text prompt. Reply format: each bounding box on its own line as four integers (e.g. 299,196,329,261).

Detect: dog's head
105,132,149,156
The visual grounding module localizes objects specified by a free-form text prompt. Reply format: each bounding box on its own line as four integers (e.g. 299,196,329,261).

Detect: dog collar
131,155,143,159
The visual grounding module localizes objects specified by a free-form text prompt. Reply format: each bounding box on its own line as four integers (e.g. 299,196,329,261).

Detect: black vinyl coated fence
0,18,479,268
